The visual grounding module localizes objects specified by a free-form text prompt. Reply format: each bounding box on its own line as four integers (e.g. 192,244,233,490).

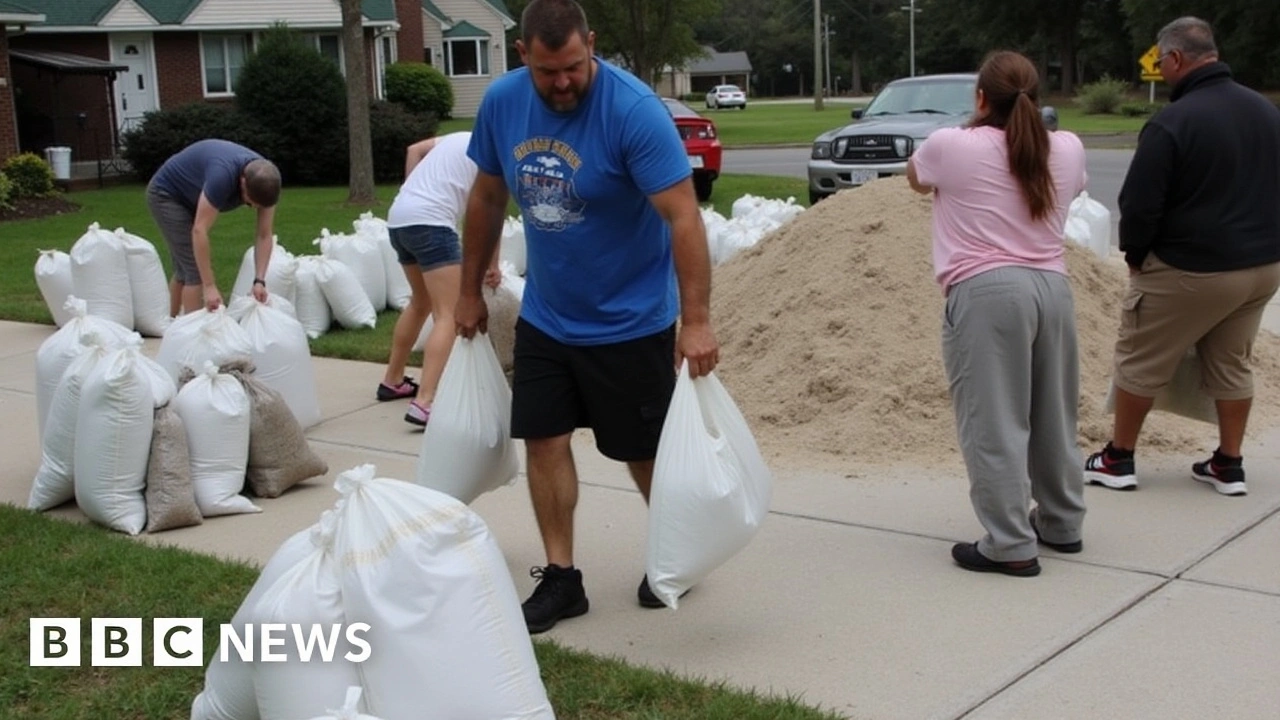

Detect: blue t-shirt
151,139,262,213
468,59,691,345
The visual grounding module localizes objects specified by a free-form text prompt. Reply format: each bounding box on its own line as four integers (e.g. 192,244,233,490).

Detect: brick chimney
394,0,425,63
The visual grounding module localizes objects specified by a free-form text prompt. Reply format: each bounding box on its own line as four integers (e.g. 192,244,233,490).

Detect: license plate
848,169,878,185
688,155,704,169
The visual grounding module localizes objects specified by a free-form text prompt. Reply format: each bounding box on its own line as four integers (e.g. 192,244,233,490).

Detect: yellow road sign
1139,44,1162,82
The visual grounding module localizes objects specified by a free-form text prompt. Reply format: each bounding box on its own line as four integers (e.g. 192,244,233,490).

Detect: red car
663,97,722,202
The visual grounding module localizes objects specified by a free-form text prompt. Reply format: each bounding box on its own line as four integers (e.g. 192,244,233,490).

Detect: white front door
110,33,158,133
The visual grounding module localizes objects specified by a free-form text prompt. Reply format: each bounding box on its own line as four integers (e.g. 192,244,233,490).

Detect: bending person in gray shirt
146,139,281,313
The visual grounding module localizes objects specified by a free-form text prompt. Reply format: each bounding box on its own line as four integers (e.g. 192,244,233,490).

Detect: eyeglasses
1157,50,1177,65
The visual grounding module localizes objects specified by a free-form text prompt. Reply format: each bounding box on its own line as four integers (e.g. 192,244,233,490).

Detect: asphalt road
723,146,1135,247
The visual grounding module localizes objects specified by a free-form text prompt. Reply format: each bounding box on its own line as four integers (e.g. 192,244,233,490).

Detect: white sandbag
294,255,333,338
415,335,518,504
486,277,523,374
731,193,765,219
500,215,527,276
314,256,377,330
647,362,773,608
69,222,133,328
1068,191,1112,260
74,344,156,535
114,227,172,337
34,249,75,327
354,211,411,311
231,299,322,428
191,526,320,720
227,293,298,322
249,510,365,720
154,308,255,383
1103,349,1217,424
331,465,554,720
172,361,258,517
34,296,135,443
231,237,299,308
316,228,386,311
303,687,384,720
29,335,112,511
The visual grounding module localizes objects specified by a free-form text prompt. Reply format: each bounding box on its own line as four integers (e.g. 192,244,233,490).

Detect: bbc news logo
30,618,372,667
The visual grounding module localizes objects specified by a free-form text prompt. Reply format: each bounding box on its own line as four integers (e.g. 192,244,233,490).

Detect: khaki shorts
1113,254,1280,400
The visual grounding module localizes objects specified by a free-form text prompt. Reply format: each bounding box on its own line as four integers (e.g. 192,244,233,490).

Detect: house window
445,39,489,77
423,46,434,67
374,34,396,99
202,33,251,95
310,33,343,71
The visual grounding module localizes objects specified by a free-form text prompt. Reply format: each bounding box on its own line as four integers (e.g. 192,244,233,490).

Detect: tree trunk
341,0,376,205
850,50,863,95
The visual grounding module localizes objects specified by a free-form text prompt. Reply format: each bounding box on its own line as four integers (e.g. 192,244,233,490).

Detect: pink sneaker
404,400,431,427
377,376,419,401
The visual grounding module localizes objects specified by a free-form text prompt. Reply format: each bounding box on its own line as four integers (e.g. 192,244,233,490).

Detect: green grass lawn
0,505,843,720
6,174,807,363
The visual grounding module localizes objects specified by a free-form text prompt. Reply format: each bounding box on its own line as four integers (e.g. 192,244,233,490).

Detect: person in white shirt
378,131,499,426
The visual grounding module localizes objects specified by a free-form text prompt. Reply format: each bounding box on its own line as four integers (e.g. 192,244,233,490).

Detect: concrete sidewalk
1,319,1278,720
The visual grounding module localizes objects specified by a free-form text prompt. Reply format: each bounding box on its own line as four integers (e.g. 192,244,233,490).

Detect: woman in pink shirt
907,51,1088,577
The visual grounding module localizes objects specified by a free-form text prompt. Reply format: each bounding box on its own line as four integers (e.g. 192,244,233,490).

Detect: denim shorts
388,224,462,271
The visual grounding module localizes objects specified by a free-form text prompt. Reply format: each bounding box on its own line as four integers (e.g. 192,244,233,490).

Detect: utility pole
900,0,921,77
824,14,834,97
813,0,824,110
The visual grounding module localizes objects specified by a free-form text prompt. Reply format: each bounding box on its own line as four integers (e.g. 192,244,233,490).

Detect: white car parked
705,84,746,110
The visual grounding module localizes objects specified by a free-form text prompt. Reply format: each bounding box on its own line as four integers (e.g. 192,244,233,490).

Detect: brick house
1,1,45,162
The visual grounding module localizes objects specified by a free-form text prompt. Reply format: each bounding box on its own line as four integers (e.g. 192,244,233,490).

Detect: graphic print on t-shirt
514,137,587,232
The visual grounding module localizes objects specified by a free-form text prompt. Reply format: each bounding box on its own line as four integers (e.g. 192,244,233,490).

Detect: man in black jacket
1084,16,1280,496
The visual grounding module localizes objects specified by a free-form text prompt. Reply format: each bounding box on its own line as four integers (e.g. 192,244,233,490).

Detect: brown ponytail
969,51,1054,221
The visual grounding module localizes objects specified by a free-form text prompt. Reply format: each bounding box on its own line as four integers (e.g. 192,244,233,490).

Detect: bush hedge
2,152,56,198
121,103,274,181
1119,101,1161,117
1075,76,1130,115
234,25,348,184
369,101,438,183
0,171,14,210
385,63,454,119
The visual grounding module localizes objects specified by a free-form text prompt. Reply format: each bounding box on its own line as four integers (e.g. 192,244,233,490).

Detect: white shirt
386,131,477,229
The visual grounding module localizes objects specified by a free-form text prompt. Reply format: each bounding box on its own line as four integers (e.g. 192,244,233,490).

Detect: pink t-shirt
911,125,1087,292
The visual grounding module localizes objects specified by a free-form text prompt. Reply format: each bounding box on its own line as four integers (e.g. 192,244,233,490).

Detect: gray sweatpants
942,266,1086,562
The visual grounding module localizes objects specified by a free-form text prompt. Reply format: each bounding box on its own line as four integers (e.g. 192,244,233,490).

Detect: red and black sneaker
1084,443,1137,490
1192,451,1247,496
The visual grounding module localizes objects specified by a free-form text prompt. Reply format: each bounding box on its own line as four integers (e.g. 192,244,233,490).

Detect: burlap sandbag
222,360,329,498
145,405,203,533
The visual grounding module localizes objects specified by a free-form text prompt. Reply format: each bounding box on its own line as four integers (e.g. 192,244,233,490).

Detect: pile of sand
712,176,1280,468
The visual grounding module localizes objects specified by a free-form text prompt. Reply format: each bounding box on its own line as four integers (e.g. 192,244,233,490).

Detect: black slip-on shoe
951,542,1041,577
522,565,589,634
637,575,690,609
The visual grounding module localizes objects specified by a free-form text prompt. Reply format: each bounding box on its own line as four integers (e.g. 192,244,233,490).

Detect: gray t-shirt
151,139,262,213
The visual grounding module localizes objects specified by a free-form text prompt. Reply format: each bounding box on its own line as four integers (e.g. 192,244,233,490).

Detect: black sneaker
522,565,589,634
1084,443,1137,490
1029,510,1083,554
376,376,419,401
637,575,690,609
1192,452,1247,496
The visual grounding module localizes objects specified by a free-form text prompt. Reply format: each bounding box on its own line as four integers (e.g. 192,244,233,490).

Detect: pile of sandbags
704,195,805,266
191,465,554,720
36,223,172,335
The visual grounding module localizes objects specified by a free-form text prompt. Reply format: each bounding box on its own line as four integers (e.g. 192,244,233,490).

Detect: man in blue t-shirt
455,0,720,633
146,139,281,313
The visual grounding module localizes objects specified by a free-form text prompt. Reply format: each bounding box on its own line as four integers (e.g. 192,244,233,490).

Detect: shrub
1075,76,1130,115
235,24,348,184
684,92,703,103
121,103,274,181
369,101,439,183
1119,101,1161,117
385,63,454,119
2,152,56,198
0,171,14,210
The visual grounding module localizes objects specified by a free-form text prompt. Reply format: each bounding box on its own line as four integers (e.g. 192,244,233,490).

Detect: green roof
442,19,489,38
19,0,394,26
0,0,41,14
421,0,451,24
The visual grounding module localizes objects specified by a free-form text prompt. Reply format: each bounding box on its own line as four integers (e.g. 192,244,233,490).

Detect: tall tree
341,0,375,205
580,0,721,87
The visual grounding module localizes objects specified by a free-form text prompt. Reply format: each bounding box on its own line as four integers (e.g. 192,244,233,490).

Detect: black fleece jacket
1118,62,1280,271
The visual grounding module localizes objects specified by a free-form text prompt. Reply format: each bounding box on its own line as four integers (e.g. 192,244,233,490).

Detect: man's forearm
253,233,273,281
460,193,506,298
191,229,216,288
670,213,712,325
